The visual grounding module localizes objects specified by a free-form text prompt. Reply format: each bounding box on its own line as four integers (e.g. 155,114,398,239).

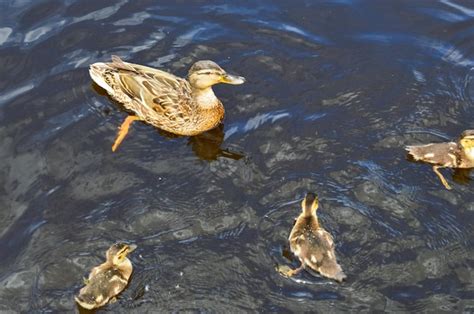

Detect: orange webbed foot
432,166,452,190
276,264,305,278
112,116,140,152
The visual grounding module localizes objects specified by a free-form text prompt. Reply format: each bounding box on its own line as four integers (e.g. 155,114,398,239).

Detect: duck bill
221,74,245,85
127,244,137,253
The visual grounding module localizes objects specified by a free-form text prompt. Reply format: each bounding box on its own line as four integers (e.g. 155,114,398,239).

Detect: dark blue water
1,0,474,312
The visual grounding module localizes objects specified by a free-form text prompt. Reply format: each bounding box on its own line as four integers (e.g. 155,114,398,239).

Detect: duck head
188,60,245,90
106,243,137,266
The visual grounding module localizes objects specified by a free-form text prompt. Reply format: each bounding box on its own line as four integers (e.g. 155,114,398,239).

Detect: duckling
75,243,137,310
406,130,474,190
89,56,245,151
279,193,346,282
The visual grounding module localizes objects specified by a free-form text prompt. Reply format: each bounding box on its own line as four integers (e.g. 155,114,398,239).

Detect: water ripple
1,0,474,312
0,83,35,106
0,27,13,45
72,0,128,23
440,0,474,17
249,19,329,45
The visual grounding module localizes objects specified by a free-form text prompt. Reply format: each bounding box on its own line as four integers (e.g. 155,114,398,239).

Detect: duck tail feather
111,55,136,72
89,63,115,94
405,145,424,160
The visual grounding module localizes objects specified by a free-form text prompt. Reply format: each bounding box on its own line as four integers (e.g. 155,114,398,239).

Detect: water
1,0,474,312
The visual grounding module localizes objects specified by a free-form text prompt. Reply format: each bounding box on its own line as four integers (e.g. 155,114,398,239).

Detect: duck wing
306,229,345,281
112,56,195,124
290,225,334,261
91,56,195,127
77,268,128,308
304,229,335,264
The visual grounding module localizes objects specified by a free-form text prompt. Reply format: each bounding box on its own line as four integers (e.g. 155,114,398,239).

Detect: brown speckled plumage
89,56,244,140
406,130,474,189
286,193,346,282
406,142,462,167
75,243,136,310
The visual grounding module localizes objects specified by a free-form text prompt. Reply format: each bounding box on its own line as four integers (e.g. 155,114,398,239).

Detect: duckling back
406,142,459,166
290,216,346,282
303,227,346,282
75,267,130,309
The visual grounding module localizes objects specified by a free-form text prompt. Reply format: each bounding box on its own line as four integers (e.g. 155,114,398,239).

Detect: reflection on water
452,168,472,186
1,0,474,312
188,125,245,161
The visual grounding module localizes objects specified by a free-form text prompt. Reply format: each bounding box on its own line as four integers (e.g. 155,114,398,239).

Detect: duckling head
459,130,474,159
188,60,245,90
301,192,319,217
106,243,137,266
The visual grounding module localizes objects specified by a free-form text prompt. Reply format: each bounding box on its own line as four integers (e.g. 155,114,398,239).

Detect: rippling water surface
1,0,474,312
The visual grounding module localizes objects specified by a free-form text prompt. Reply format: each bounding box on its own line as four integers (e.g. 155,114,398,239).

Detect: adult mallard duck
75,243,137,310
406,130,474,190
89,56,245,151
278,193,346,282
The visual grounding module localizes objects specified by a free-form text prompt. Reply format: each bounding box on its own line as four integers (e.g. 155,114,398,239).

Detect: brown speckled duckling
279,193,346,282
75,243,136,310
406,130,474,190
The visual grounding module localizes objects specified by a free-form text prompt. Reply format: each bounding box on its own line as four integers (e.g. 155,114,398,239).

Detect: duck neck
301,206,319,222
114,259,133,279
302,202,316,217
301,214,319,229
193,87,219,109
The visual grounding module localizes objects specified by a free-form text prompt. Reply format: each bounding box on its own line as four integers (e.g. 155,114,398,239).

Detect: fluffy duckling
89,56,245,151
406,130,474,190
75,243,136,310
279,193,346,282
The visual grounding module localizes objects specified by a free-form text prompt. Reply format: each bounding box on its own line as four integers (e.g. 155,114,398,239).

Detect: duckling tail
320,263,346,283
74,295,96,310
333,270,347,283
405,145,424,161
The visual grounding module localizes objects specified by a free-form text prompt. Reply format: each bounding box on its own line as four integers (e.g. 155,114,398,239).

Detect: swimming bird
89,56,245,151
406,130,474,190
75,243,136,310
279,193,346,282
